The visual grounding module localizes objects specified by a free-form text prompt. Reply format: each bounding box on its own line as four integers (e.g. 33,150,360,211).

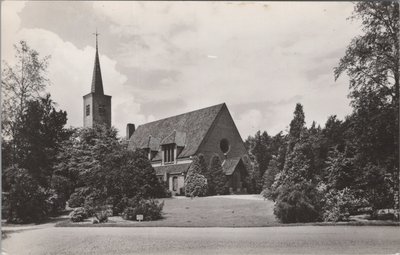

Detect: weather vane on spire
93,29,100,50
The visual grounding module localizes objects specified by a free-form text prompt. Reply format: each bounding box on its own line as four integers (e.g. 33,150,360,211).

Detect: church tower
83,32,112,128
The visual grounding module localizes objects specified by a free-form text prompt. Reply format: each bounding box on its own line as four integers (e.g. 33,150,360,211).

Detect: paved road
2,226,400,255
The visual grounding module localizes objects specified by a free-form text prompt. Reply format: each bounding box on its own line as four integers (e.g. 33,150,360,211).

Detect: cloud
2,2,362,138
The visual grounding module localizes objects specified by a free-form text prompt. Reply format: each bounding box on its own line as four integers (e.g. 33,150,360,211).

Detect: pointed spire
91,29,104,94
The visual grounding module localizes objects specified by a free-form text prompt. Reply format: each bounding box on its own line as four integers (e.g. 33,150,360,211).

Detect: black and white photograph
1,1,399,254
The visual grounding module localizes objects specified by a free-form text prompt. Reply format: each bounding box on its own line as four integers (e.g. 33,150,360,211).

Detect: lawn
58,195,277,227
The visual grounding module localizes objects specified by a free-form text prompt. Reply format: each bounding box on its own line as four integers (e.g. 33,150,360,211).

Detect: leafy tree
325,149,356,191
209,154,227,195
58,126,166,213
2,41,50,165
335,1,399,210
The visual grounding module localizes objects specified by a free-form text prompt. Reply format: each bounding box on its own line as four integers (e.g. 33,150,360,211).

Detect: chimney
126,123,135,140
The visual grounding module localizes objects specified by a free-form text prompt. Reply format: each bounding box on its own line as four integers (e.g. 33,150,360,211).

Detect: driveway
2,226,400,255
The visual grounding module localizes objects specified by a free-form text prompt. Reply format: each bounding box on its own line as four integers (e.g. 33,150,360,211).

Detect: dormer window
163,144,175,164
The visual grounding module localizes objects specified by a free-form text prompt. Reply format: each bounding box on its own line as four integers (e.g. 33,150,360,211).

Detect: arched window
220,139,230,154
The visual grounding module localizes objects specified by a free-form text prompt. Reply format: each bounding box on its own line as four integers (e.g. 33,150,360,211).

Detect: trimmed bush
184,173,208,197
69,207,87,222
122,199,164,221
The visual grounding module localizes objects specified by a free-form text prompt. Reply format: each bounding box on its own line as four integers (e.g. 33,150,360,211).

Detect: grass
57,195,277,227
55,196,400,228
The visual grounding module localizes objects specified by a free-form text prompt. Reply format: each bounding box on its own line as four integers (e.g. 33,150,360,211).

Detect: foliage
122,199,164,221
1,41,50,143
262,157,280,190
69,207,88,222
2,167,48,223
94,210,109,223
322,188,368,222
184,155,208,197
325,149,356,190
59,126,167,215
274,182,321,223
208,155,228,195
185,173,208,197
14,95,68,186
67,187,92,208
334,1,399,210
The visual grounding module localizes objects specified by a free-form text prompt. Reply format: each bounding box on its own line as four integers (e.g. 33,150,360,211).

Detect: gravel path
2,226,400,255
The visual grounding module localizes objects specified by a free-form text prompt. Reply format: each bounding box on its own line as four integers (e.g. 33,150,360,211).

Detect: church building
127,103,249,195
82,35,249,196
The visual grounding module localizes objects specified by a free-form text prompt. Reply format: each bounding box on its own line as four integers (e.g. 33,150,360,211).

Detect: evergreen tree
209,154,227,195
184,155,208,197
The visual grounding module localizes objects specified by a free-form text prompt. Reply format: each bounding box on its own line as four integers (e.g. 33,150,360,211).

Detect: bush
184,173,208,197
69,207,87,222
95,210,109,223
122,199,164,221
2,167,48,223
273,183,321,223
322,188,368,222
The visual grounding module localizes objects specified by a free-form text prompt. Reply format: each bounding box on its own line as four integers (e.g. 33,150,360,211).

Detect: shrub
83,189,104,217
184,173,208,197
122,199,164,221
322,188,368,222
69,207,87,222
273,183,321,223
2,167,48,223
95,210,109,223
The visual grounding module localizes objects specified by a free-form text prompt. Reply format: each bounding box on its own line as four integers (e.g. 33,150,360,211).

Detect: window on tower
86,105,90,116
99,104,106,116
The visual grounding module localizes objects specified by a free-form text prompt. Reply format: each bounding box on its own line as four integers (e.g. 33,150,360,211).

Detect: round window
220,139,230,154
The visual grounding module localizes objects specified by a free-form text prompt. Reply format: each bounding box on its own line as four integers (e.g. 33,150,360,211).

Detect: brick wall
197,105,247,165
83,93,111,128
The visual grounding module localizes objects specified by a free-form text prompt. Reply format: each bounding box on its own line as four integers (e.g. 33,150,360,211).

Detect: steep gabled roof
128,103,226,159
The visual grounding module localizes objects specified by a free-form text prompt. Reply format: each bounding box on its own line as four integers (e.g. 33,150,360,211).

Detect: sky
1,1,362,139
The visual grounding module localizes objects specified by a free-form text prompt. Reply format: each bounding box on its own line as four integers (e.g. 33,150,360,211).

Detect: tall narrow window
99,104,105,116
163,144,175,163
172,176,178,191
86,105,90,116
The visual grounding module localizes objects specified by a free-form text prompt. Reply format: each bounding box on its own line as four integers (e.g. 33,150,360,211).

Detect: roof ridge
137,103,225,127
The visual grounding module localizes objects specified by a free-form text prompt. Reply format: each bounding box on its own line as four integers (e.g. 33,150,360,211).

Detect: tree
262,157,280,191
184,156,208,197
15,94,68,186
59,126,166,214
2,41,50,165
335,1,399,211
287,103,305,152
209,154,227,195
